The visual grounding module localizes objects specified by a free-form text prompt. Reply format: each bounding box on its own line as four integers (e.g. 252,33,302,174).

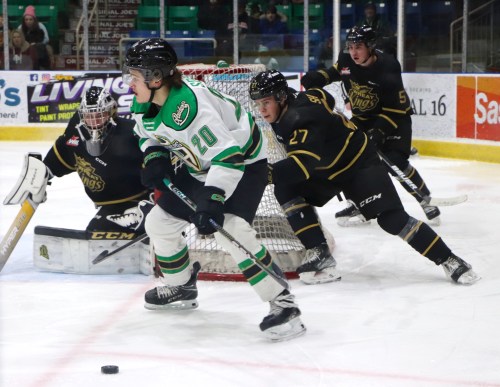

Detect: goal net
178,63,326,281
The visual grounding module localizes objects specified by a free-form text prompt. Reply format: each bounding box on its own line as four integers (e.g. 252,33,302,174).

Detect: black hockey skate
335,201,370,227
260,290,306,342
144,261,201,310
421,202,441,221
296,242,341,285
441,253,481,285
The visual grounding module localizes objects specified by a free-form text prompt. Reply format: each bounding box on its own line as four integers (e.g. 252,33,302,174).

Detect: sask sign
457,76,500,141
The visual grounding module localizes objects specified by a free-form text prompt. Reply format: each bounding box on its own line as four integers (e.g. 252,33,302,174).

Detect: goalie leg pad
4,153,50,205
33,226,152,275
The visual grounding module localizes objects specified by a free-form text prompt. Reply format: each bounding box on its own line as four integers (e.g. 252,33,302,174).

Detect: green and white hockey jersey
132,76,267,199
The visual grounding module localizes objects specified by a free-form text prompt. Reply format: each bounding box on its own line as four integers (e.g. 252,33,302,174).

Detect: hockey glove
366,128,386,147
191,186,225,235
141,147,171,191
301,70,329,90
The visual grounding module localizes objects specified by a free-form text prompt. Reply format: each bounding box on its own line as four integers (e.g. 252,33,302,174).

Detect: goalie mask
77,86,117,157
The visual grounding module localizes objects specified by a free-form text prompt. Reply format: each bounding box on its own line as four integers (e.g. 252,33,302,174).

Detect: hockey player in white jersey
122,38,305,342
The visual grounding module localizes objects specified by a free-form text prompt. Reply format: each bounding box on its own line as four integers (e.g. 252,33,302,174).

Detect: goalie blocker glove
191,186,225,235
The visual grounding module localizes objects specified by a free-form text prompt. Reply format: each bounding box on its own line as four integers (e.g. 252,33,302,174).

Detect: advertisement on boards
457,75,500,141
402,73,456,139
27,72,133,123
0,73,27,123
0,71,133,125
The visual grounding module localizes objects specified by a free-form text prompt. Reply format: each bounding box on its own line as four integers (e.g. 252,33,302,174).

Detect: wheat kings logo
75,155,105,191
349,80,379,112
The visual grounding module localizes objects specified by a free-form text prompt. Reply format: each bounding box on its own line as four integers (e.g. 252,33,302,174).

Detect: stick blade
429,194,468,207
92,250,109,265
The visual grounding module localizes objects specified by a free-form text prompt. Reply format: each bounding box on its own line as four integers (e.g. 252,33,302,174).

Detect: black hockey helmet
346,25,377,48
249,70,288,101
77,86,117,156
123,38,178,83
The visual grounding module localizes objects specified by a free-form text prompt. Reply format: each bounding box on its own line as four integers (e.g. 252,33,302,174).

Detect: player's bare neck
152,86,169,107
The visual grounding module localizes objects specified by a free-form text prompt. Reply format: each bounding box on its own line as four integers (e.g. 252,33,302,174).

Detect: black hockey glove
366,128,386,147
191,186,225,235
140,147,171,191
301,70,329,90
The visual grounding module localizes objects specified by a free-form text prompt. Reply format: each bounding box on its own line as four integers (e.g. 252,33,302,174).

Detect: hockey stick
92,233,149,265
0,198,38,272
163,178,290,290
376,150,468,207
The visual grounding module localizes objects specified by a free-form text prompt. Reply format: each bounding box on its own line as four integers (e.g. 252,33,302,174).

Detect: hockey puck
101,365,119,374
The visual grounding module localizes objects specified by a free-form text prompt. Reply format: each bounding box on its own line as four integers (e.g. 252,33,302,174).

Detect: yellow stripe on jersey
316,131,355,170
328,134,368,180
288,149,321,161
378,113,398,129
290,155,310,179
382,106,412,114
53,144,76,170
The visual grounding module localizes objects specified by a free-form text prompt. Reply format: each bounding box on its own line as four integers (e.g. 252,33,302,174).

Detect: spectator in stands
357,2,396,56
9,29,39,70
200,0,259,56
19,5,54,69
198,0,232,56
259,6,288,35
248,2,262,20
259,5,287,50
254,44,279,70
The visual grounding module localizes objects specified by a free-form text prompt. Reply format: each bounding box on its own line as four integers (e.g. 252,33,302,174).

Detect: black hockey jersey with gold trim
330,51,413,135
271,88,369,185
43,113,148,206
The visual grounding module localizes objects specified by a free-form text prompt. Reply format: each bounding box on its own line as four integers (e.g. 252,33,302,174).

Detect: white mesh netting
178,63,306,279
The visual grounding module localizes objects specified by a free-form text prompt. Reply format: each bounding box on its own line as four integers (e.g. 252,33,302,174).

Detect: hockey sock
397,164,431,197
281,197,326,249
155,245,192,282
397,217,451,265
239,248,274,284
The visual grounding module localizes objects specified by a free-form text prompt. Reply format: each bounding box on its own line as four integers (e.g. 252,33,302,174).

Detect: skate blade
426,216,441,227
454,270,482,286
144,299,199,310
299,267,342,285
336,216,371,227
262,316,307,342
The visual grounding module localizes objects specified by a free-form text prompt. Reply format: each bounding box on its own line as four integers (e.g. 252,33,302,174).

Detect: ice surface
1,142,500,387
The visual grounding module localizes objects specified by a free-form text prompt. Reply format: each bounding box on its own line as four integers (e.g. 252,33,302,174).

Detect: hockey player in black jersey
42,86,153,234
249,69,480,285
301,25,441,226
